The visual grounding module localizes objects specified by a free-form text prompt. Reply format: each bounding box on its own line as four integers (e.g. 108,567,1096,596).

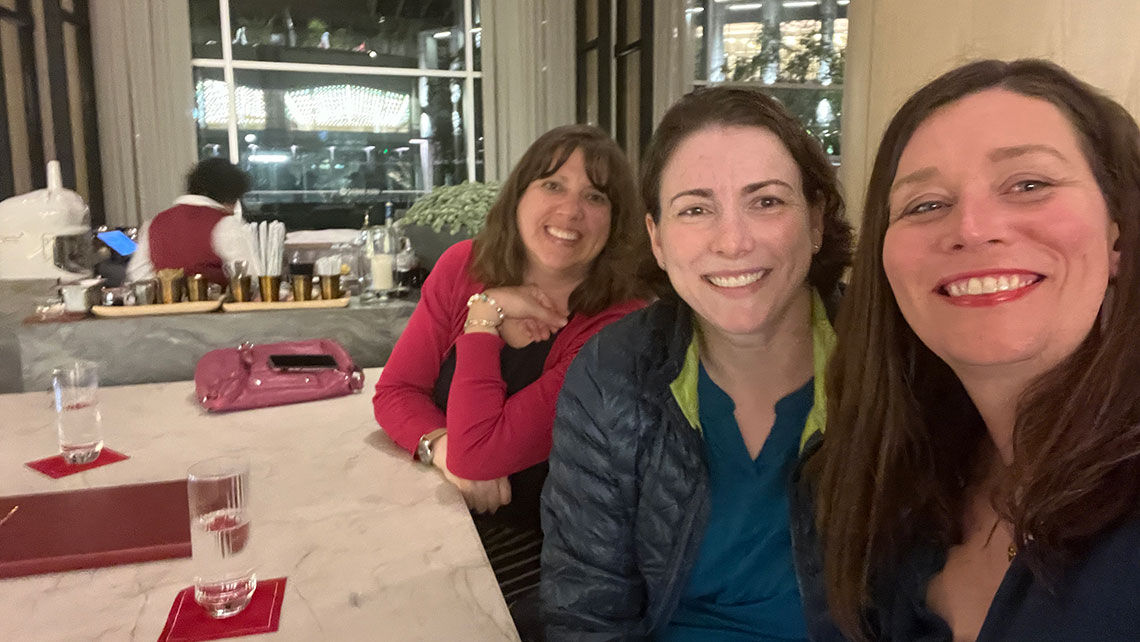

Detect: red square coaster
25,448,129,479
158,577,287,642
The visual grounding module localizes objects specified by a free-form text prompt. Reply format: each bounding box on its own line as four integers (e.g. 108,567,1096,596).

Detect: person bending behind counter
126,158,256,285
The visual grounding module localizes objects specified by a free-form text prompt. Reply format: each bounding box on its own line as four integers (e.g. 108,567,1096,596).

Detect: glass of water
187,457,257,618
50,360,104,464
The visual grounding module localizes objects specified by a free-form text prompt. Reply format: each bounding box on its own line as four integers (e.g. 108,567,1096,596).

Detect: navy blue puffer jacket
541,294,837,640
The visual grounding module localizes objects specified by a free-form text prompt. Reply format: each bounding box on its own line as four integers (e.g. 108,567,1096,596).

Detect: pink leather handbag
194,338,365,412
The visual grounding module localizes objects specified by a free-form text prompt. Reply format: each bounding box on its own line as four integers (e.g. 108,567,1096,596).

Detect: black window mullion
42,0,75,191
613,0,627,149
70,0,102,225
0,36,13,200
576,0,589,124
15,0,43,188
638,0,653,152
597,0,612,134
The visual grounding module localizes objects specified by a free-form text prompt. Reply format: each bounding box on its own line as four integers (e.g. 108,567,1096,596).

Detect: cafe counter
1,280,417,393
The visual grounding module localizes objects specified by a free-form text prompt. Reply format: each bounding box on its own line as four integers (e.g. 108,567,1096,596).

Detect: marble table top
0,368,519,641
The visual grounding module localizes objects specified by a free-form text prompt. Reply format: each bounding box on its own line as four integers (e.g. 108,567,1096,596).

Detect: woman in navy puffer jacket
540,86,852,641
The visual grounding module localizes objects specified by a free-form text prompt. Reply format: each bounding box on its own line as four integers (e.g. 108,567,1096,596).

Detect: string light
196,79,410,132
284,84,411,132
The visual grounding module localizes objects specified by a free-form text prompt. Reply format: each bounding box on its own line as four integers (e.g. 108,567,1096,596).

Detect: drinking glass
50,361,104,464
187,457,257,618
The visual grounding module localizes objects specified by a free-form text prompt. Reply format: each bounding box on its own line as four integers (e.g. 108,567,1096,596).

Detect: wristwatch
416,428,448,466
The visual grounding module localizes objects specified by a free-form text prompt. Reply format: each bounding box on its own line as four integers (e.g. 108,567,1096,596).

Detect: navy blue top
868,514,1140,641
790,437,1140,642
656,365,813,642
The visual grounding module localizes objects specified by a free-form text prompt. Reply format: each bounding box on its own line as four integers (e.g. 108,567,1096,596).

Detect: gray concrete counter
3,280,416,392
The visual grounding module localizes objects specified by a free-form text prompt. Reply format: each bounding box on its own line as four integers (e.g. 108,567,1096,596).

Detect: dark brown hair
187,158,249,205
812,59,1140,639
470,124,649,314
639,85,852,297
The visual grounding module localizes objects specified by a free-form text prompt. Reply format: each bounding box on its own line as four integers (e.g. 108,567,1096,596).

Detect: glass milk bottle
366,223,396,293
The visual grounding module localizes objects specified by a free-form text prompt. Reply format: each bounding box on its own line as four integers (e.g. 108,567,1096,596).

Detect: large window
687,0,847,158
189,0,483,222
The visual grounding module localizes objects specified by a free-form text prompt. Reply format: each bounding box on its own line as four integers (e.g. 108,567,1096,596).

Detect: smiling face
648,125,822,339
883,88,1120,380
516,147,612,283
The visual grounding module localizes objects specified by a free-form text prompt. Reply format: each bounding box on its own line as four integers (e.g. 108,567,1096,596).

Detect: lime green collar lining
668,290,836,453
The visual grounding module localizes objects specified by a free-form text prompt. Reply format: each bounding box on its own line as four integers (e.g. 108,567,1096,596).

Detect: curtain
89,0,196,227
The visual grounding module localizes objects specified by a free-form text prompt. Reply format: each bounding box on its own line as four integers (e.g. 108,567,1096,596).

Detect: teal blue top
656,364,813,642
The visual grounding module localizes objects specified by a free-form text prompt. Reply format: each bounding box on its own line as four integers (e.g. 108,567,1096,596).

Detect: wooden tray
222,297,350,312
90,300,222,317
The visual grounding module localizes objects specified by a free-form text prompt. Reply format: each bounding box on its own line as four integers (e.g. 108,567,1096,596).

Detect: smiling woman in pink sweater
372,125,651,627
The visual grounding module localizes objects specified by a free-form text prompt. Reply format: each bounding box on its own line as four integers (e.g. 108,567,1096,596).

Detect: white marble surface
0,368,518,641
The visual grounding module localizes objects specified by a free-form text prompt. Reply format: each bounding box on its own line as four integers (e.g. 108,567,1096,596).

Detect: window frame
686,0,848,161
189,0,483,200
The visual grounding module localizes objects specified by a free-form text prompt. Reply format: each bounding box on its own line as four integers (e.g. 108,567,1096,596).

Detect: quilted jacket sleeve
541,334,648,641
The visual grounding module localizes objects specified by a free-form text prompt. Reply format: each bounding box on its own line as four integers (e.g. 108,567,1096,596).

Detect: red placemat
158,577,287,642
25,448,129,478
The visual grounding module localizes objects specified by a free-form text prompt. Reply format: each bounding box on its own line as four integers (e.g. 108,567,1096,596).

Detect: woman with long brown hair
373,125,647,633
797,59,1140,640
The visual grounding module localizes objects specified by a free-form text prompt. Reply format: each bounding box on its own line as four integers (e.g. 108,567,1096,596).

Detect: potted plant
402,181,501,236
400,181,501,268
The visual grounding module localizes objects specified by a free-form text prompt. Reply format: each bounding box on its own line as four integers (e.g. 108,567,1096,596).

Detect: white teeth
944,274,1038,297
546,226,580,241
707,271,766,288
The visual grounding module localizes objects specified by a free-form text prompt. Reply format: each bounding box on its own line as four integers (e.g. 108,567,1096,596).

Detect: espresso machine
0,161,92,280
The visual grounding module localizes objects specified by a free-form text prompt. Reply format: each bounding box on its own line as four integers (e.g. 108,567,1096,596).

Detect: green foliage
729,26,845,85
402,181,502,236
727,25,846,156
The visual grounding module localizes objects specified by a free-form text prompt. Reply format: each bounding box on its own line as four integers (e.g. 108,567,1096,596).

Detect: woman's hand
431,434,512,513
500,317,558,348
478,285,568,327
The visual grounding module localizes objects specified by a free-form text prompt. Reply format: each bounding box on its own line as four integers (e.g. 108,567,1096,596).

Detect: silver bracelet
463,318,501,329
466,292,505,324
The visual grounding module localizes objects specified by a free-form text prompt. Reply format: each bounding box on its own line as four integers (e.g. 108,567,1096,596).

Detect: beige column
840,0,1140,233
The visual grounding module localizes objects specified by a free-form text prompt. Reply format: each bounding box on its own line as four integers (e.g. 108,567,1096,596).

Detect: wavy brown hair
811,59,1140,639
639,85,852,298
470,124,649,314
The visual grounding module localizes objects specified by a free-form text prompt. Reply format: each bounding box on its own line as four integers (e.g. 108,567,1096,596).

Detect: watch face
417,439,432,464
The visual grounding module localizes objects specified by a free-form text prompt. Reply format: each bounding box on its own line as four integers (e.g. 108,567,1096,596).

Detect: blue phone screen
96,230,138,256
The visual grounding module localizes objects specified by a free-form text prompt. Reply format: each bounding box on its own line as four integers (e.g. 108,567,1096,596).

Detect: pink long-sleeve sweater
373,239,643,480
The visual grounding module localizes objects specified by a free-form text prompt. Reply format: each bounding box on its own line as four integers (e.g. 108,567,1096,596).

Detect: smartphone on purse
267,354,339,371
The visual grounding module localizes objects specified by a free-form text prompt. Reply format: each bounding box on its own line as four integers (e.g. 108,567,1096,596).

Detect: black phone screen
267,354,339,370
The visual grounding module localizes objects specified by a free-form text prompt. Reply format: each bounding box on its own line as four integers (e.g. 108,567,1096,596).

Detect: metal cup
229,275,252,302
61,283,95,312
158,277,185,304
291,275,313,301
186,274,209,302
258,275,281,302
319,274,341,300
130,280,157,305
101,286,132,306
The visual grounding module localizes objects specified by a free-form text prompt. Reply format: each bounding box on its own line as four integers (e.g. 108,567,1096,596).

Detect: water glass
50,361,104,464
187,457,257,618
